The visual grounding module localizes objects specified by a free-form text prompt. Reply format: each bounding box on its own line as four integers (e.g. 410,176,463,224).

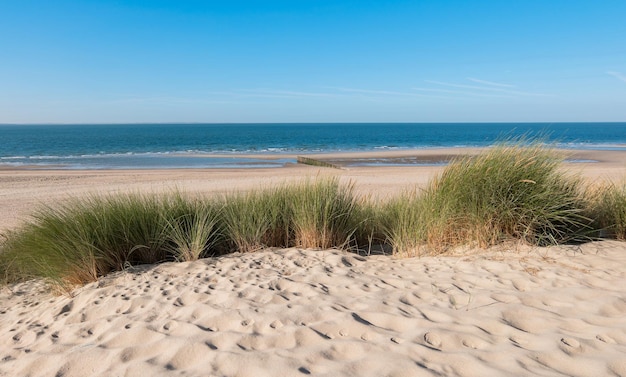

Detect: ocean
1,123,625,169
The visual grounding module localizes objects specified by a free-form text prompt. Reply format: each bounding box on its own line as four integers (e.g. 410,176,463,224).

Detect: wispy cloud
109,80,544,107
109,95,238,105
331,87,426,97
466,77,515,88
327,86,453,100
607,71,626,83
412,87,511,98
423,80,551,97
236,89,345,99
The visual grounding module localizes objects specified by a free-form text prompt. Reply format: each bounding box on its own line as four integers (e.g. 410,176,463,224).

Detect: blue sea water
1,123,625,169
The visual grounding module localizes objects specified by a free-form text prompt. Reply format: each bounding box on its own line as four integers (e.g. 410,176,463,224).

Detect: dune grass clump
383,143,592,255
350,199,386,253
220,187,289,253
288,179,361,249
381,190,426,257
0,194,222,290
221,178,364,251
586,182,626,240
423,143,590,250
162,196,222,262
0,194,167,288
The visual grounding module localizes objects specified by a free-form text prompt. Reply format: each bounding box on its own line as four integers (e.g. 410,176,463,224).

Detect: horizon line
2,121,626,126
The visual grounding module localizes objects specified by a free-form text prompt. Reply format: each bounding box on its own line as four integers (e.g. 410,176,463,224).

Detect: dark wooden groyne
296,156,343,170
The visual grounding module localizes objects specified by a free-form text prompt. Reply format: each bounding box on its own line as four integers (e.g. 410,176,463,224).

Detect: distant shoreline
1,146,624,171
3,122,626,169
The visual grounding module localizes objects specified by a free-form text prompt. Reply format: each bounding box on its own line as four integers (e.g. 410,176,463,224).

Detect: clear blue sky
1,0,625,123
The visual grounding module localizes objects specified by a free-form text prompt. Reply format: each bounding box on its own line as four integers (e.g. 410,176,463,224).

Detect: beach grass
381,143,593,255
220,178,363,251
162,195,221,262
0,194,171,289
288,178,360,249
0,144,624,289
586,182,626,240
423,143,590,250
381,190,426,257
0,178,365,289
220,187,286,253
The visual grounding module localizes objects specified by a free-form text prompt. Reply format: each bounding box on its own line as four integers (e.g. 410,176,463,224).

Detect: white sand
1,244,626,376
1,148,626,376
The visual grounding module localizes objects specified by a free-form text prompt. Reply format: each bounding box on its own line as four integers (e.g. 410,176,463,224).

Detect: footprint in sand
269,320,283,329
509,335,532,349
502,309,549,334
11,331,36,346
423,332,442,350
163,321,177,331
460,335,489,350
559,337,583,355
595,333,617,344
419,308,454,323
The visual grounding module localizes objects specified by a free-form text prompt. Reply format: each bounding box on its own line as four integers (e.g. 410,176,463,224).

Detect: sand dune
2,148,626,376
2,243,626,376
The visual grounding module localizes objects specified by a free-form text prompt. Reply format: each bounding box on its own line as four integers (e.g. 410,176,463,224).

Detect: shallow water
1,123,625,169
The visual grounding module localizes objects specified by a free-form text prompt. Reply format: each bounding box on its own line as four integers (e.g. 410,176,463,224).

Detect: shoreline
2,147,626,233
2,147,626,171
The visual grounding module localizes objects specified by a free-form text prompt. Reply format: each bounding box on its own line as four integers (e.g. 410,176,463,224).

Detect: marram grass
1,145,625,290
586,182,626,240
220,187,286,253
287,178,360,249
381,142,596,256
425,144,591,249
0,194,172,289
401,143,591,254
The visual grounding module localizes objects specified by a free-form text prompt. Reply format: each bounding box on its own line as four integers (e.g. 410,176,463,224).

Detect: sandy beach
1,148,626,376
2,148,626,233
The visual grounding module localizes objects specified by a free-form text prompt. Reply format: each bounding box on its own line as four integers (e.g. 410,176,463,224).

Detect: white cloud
466,77,515,88
424,80,551,97
607,71,626,83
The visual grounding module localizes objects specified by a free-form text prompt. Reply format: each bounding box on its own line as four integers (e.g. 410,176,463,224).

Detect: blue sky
1,0,625,123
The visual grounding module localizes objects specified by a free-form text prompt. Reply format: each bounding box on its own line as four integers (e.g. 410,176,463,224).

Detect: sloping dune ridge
1,243,625,377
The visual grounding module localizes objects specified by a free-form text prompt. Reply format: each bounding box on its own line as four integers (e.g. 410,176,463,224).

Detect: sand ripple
1,242,626,376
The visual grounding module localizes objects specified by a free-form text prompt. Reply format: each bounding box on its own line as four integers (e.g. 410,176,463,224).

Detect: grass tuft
381,189,426,257
288,178,360,249
586,182,626,240
383,142,592,255
220,189,282,253
162,195,221,261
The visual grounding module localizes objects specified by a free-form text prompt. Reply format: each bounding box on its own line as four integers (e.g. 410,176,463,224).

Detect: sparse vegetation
1,144,625,290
